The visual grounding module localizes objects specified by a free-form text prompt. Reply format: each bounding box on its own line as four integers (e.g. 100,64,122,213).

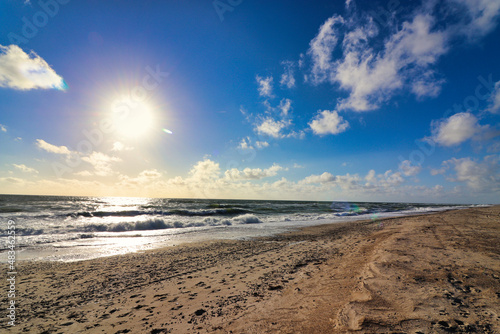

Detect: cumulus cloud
249,97,302,140
255,117,289,138
12,164,38,174
189,159,221,182
443,155,500,191
118,169,162,187
225,164,283,180
0,124,6,132
362,169,405,188
238,137,253,150
0,45,66,90
365,169,376,182
300,172,336,184
256,75,274,98
35,139,72,155
431,112,487,146
309,110,349,135
6,156,487,201
255,141,269,149
238,137,269,151
399,160,422,177
81,152,121,176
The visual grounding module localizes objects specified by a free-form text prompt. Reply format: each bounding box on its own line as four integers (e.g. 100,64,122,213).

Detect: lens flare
162,128,173,134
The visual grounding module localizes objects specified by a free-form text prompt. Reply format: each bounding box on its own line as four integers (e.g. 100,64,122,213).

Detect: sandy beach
3,205,500,333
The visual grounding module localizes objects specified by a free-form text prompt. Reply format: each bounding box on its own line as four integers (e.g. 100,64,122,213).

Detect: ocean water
0,195,479,262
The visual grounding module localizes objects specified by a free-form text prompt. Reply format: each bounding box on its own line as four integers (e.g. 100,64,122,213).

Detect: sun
110,97,156,140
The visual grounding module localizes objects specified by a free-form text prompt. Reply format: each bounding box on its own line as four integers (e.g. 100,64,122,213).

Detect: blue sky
0,0,499,203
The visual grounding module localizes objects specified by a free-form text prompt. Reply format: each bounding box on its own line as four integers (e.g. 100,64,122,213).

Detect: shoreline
7,205,479,263
2,206,499,333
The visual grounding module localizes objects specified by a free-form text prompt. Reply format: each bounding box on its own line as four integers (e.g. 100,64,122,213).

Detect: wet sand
2,206,500,333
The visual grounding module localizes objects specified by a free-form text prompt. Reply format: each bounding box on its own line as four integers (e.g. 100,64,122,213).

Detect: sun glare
111,97,156,140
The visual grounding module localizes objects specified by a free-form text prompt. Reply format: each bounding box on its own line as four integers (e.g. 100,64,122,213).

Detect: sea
0,195,482,262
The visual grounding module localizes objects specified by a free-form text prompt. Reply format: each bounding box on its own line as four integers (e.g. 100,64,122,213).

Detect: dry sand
2,205,500,333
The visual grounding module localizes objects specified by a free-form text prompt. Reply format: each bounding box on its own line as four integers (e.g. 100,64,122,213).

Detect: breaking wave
80,214,263,233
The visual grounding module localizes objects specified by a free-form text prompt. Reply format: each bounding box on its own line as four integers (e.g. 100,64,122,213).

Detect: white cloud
36,139,72,155
0,45,66,90
305,0,500,112
338,14,446,111
118,169,163,187
250,98,301,140
75,170,93,177
256,75,274,98
309,13,448,110
255,141,269,149
12,164,38,174
189,159,221,182
225,164,283,180
411,71,445,98
238,137,253,150
363,169,404,188
7,156,495,201
431,112,487,146
238,137,269,150
255,117,290,138
430,167,447,176
486,80,500,114
280,61,296,88
382,170,404,186
365,169,376,182
309,110,349,135
0,124,6,132
399,160,422,176
279,98,292,116
81,152,121,176
111,141,133,151
308,15,344,84
444,155,500,191
301,172,336,184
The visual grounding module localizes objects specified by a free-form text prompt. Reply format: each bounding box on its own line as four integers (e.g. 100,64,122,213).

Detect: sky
0,0,499,204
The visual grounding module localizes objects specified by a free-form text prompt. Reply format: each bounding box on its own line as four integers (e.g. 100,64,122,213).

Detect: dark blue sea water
0,195,479,262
